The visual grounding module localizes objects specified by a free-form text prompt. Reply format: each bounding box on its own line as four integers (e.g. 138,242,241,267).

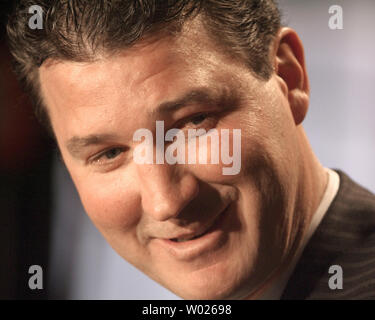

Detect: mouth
155,203,232,261
170,232,206,242
169,221,217,243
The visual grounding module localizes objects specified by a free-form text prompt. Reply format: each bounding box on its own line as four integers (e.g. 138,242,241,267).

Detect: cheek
73,172,141,231
186,125,244,182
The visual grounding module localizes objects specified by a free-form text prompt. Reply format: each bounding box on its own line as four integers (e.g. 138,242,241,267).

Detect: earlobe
273,28,310,126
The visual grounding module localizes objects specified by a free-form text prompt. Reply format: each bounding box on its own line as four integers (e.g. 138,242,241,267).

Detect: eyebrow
152,87,223,115
66,87,231,158
66,133,118,159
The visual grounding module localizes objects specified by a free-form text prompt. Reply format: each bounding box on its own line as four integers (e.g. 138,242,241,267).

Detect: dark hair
6,0,281,132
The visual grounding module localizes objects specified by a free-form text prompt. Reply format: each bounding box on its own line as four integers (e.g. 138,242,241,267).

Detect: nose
136,163,199,221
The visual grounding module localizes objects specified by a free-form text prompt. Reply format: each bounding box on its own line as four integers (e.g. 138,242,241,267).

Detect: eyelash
88,147,126,166
87,112,218,166
178,112,217,131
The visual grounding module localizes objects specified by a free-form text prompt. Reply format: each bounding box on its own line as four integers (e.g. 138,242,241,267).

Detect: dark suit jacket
281,170,375,299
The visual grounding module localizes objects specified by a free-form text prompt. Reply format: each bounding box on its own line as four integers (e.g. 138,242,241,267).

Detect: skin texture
39,17,327,299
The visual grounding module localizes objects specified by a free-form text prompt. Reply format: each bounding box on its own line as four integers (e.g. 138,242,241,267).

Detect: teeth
172,237,193,242
172,232,203,242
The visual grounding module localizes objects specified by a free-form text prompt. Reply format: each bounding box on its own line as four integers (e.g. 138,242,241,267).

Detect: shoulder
334,170,375,221
319,170,375,247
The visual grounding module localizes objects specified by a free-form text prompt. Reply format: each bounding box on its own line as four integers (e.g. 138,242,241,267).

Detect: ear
271,27,310,126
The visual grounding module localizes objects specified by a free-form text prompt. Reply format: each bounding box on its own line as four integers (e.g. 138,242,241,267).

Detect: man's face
40,20,303,299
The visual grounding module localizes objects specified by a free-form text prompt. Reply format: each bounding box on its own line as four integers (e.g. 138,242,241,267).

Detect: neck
296,128,328,238
244,127,328,300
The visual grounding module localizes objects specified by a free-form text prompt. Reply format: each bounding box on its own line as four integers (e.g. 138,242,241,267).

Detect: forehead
40,37,185,112
39,16,242,97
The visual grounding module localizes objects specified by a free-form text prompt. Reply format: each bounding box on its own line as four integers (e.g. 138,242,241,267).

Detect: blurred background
0,0,374,299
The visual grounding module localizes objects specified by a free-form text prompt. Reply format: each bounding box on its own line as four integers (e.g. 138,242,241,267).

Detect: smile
170,228,210,242
154,203,232,261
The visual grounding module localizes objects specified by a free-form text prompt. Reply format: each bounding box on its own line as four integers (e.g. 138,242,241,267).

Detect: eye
89,147,125,165
102,148,123,160
175,112,220,135
189,113,208,125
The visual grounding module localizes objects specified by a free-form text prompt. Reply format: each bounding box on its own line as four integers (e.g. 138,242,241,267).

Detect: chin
173,279,248,300
164,261,252,300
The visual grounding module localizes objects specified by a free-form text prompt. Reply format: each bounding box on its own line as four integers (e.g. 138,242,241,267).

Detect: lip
154,203,232,261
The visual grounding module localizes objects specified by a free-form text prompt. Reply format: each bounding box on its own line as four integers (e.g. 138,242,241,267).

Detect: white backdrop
48,0,375,299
